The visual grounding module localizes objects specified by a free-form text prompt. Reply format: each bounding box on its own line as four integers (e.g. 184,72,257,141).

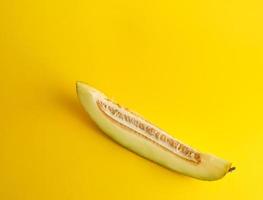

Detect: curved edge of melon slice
76,81,234,181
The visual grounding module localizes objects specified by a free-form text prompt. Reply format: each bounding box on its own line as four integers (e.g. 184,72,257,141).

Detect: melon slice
76,82,234,181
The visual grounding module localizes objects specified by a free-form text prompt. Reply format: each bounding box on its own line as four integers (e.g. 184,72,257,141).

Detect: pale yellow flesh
76,82,232,181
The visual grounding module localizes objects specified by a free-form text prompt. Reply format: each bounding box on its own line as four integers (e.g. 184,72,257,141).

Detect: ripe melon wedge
76,82,234,181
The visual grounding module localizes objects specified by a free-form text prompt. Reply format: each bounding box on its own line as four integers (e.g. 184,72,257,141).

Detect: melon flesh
76,82,233,181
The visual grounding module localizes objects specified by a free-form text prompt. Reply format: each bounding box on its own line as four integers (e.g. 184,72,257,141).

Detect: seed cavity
96,98,201,164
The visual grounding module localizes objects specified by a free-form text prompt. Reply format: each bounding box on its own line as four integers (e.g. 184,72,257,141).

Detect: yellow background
0,0,262,199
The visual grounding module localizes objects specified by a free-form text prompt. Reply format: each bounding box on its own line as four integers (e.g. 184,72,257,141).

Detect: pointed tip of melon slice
76,81,101,95
76,81,89,90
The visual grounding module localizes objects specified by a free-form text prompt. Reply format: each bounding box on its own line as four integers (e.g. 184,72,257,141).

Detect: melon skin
76,81,233,181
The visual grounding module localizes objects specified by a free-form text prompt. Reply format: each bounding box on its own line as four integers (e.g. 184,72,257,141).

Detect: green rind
76,82,232,181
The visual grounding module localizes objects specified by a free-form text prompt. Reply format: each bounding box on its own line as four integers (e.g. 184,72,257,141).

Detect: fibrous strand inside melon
97,98,201,164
